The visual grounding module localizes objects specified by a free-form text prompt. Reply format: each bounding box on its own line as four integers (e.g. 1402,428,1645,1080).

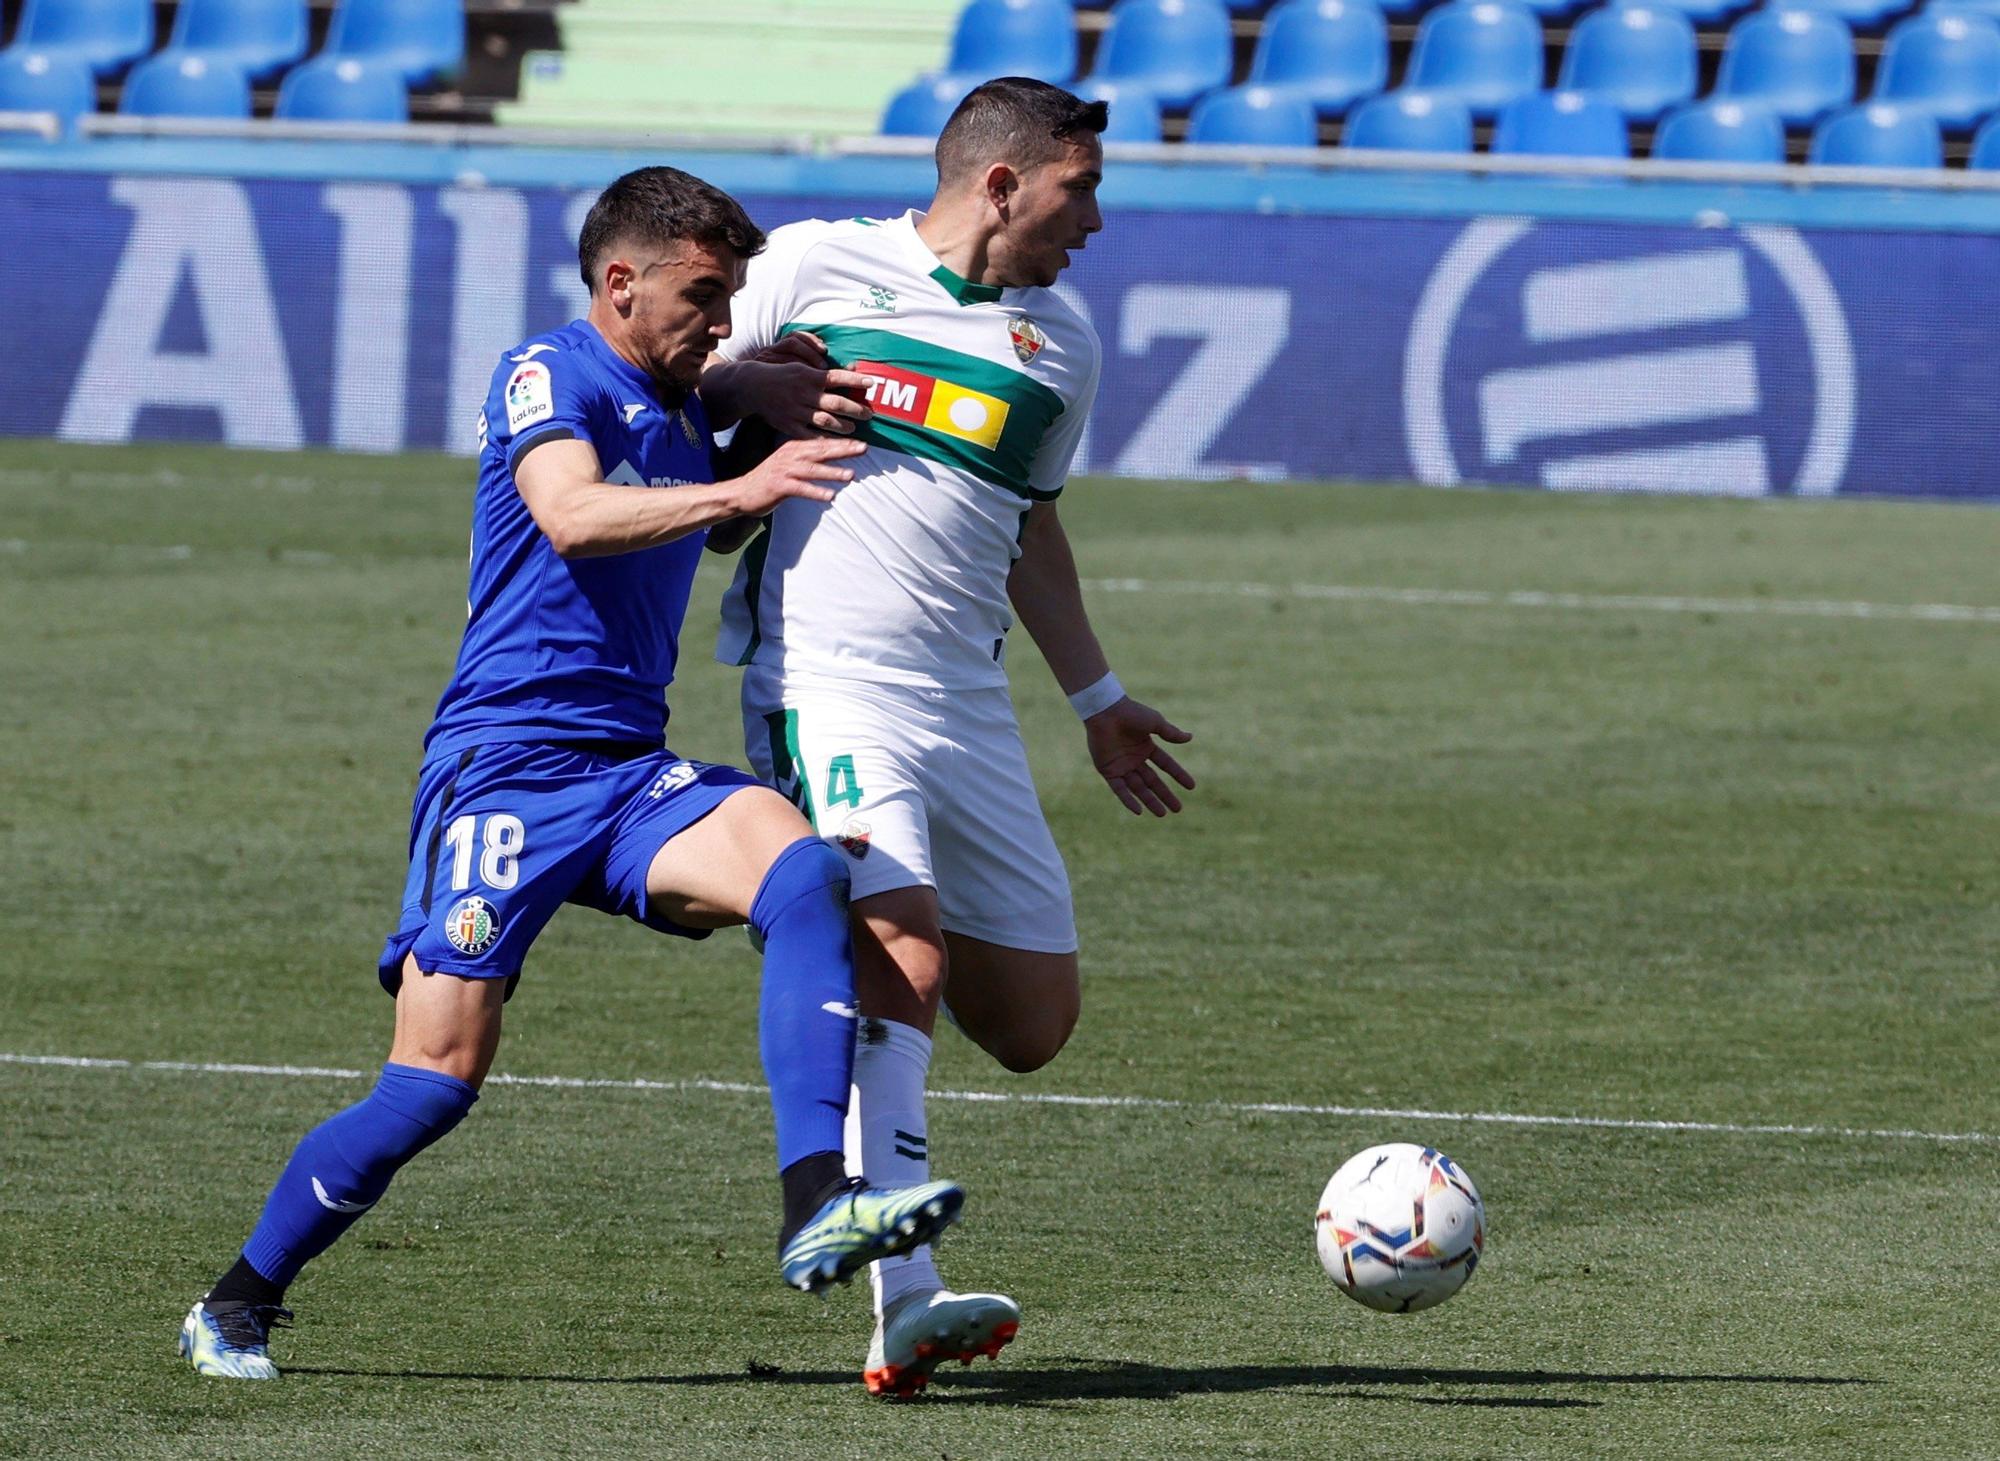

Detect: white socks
845,1017,941,1311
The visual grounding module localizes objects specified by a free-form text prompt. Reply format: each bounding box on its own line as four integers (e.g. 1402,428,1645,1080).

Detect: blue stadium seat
324,0,464,86
1873,10,2000,129
1404,1,1545,118
1650,97,1788,159
1492,87,1631,153
118,50,252,118
1188,82,1322,142
1559,4,1698,121
1930,0,2000,19
1809,99,1944,161
1611,0,1742,23
1972,106,2000,160
1083,0,1233,110
1074,76,1167,139
1342,88,1476,148
9,0,152,76
276,54,410,121
1248,0,1389,116
170,0,309,81
0,48,95,133
1714,7,1855,126
944,0,1077,85
882,73,975,136
1781,0,1909,30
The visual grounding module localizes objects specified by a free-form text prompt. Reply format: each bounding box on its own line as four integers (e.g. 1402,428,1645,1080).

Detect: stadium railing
58,112,2000,190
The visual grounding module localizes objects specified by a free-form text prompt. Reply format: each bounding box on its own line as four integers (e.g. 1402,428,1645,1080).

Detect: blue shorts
377,741,761,997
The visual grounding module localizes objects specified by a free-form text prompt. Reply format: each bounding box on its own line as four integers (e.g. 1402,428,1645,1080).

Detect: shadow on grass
289,1357,1873,1410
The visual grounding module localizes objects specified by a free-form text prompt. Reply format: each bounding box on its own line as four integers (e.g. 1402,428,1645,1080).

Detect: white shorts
741,664,1078,954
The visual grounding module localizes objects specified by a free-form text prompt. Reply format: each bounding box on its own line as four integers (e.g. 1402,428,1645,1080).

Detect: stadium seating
1931,0,2000,19
1342,87,1476,147
1809,98,1946,160
1404,1,1545,118
276,55,411,122
8,0,152,77
1083,0,1235,110
1650,97,1789,158
1872,10,2000,129
1614,0,1740,23
1247,0,1390,116
324,0,465,86
944,0,1076,86
118,50,252,118
1188,82,1322,141
1973,108,2000,160
1714,7,1855,125
1558,4,1699,121
1780,0,1907,29
1074,77,1167,139
169,0,309,82
881,73,975,136
1493,87,1633,152
0,48,94,133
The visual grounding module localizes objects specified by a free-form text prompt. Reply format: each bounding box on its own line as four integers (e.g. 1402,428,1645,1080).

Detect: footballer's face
605,239,746,393
996,138,1103,288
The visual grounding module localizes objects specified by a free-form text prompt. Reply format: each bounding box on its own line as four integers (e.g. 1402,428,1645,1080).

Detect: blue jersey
424,319,715,759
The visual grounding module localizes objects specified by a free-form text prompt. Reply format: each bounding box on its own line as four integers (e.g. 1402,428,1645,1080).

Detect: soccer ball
1314,1143,1486,1313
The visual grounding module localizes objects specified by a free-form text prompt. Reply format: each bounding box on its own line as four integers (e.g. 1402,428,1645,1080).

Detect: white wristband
1068,671,1125,721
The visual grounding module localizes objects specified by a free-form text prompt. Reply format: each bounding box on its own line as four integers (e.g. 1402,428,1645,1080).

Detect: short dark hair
935,77,1108,186
577,166,766,293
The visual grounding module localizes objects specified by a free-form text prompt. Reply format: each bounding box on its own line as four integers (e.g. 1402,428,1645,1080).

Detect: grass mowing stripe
5,1051,1992,1146
1084,577,2000,625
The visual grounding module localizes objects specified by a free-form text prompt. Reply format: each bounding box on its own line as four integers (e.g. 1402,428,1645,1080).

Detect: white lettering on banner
549,191,594,324
1112,285,1289,479
1049,281,1094,474
323,184,412,454
440,186,528,456
60,178,303,449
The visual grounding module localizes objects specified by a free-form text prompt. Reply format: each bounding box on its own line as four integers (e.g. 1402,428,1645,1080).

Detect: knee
974,992,1079,1075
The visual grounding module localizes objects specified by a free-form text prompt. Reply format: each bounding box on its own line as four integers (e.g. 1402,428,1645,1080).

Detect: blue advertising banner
2,169,1995,499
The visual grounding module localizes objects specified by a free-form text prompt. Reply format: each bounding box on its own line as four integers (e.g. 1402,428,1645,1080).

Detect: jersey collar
896,210,1006,307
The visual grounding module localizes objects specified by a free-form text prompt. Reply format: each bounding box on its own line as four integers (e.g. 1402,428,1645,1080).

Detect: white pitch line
1084,578,2000,627
2,1051,1991,1147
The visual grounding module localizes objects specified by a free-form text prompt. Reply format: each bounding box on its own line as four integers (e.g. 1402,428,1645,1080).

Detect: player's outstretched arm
514,435,863,560
700,333,876,438
1008,502,1195,818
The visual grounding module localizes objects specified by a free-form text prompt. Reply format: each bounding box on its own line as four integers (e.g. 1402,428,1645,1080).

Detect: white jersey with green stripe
713,211,1100,690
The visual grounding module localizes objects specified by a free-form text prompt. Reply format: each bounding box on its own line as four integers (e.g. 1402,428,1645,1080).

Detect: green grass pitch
2,441,1997,1459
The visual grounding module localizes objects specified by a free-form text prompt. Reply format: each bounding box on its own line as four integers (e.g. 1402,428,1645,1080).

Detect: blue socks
750,837,859,1172
240,1063,478,1288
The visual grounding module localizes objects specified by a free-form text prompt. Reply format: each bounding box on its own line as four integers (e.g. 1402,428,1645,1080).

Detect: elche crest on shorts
444,895,501,956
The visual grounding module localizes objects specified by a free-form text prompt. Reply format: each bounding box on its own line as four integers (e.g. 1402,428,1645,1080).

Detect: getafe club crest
1008,317,1046,364
444,895,501,956
836,820,873,860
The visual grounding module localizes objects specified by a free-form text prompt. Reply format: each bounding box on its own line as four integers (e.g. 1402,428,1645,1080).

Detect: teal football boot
779,1178,964,1294
178,1299,289,1379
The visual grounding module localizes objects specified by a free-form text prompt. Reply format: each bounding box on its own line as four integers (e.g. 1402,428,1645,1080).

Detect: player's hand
1085,698,1196,817
727,436,866,516
744,334,876,439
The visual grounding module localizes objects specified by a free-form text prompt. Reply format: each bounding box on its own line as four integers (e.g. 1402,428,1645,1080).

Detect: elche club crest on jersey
444,895,501,956
836,820,872,859
1008,317,1046,364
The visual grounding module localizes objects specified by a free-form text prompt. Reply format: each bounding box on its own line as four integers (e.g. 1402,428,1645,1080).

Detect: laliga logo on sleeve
1402,221,1854,498
504,361,555,434
444,896,501,956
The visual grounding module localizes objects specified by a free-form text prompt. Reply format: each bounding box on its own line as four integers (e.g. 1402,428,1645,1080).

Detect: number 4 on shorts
825,755,863,810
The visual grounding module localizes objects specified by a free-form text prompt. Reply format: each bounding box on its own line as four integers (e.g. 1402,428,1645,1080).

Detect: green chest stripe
780,321,1066,499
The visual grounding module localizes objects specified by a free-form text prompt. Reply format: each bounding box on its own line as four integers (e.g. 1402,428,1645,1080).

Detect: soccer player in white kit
706,78,1195,1396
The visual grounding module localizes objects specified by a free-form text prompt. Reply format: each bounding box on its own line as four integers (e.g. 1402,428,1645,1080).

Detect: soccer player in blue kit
178,167,964,1380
